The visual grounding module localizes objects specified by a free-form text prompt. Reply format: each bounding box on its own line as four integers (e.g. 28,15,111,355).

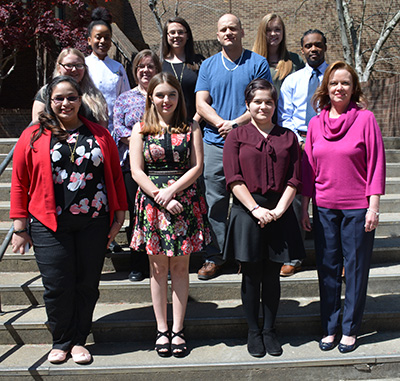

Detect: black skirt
223,192,306,263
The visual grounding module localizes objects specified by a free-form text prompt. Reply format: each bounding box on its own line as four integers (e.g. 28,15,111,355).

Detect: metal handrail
0,143,15,261
0,143,16,314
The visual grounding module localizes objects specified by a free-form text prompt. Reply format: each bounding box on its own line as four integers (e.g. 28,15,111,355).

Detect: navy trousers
313,206,375,336
31,214,109,350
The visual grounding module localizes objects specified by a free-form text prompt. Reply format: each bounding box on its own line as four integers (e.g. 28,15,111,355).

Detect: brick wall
362,75,400,136
0,109,31,138
124,0,399,78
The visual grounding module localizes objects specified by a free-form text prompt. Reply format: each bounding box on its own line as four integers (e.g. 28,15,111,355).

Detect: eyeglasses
51,96,80,104
59,63,85,70
137,64,156,70
167,30,187,37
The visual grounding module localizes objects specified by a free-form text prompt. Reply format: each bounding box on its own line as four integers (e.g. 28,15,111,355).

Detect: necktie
305,69,320,126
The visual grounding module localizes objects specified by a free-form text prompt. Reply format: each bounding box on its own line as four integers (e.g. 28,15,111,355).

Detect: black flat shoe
247,329,265,357
319,338,337,351
128,270,144,282
262,329,282,356
155,330,171,357
338,341,357,353
171,329,187,357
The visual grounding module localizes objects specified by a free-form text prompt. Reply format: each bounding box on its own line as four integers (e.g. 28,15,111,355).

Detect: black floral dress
130,128,211,256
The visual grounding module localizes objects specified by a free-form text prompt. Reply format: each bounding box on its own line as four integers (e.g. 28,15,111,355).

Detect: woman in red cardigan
10,76,127,364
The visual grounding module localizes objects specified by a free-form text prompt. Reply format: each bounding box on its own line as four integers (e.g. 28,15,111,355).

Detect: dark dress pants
30,214,109,350
313,206,375,337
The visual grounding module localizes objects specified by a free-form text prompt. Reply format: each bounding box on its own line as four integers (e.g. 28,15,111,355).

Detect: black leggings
240,259,282,331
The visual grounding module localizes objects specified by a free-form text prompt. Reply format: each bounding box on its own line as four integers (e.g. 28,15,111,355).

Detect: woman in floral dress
130,72,210,357
11,76,127,364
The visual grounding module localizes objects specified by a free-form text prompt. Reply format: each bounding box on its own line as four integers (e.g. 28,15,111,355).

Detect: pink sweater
302,102,385,209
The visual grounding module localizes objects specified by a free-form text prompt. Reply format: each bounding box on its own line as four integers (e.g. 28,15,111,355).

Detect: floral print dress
130,128,211,256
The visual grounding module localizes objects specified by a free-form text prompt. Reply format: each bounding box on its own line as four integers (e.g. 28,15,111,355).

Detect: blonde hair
142,73,188,135
252,14,293,81
54,48,108,124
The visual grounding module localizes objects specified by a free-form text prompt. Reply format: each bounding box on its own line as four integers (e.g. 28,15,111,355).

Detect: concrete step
1,291,400,345
380,194,400,213
387,163,400,177
1,263,400,306
1,236,400,273
385,149,400,162
385,177,400,194
0,168,12,183
1,330,400,380
376,212,400,237
383,137,400,149
0,139,17,155
0,184,11,202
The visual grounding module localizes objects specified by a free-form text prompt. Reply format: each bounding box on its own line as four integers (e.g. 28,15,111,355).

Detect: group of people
10,7,385,363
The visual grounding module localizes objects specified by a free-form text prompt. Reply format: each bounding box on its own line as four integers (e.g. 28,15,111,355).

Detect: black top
51,125,108,218
162,55,204,120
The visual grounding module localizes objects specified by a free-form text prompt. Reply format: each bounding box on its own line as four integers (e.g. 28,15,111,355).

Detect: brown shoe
280,264,301,277
198,262,221,280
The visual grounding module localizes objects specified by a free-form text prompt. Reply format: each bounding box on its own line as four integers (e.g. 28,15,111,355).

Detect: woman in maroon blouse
223,78,305,357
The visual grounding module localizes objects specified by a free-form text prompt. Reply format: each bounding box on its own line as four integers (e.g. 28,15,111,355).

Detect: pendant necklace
221,49,244,72
67,130,80,163
170,62,185,83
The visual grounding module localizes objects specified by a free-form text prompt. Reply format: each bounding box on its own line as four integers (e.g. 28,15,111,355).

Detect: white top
277,61,328,140
85,53,130,132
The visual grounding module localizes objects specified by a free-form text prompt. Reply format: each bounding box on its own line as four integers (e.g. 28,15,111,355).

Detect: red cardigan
10,116,128,231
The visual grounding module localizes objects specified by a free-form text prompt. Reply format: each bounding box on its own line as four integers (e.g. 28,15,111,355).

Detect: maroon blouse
223,123,302,195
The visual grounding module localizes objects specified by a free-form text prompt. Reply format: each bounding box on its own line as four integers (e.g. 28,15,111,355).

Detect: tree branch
363,9,400,81
148,0,164,37
336,0,353,64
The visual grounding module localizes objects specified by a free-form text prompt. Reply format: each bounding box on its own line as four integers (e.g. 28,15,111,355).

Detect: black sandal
155,330,171,357
171,329,187,357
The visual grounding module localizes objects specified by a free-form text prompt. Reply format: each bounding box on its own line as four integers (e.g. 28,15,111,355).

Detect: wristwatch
232,122,239,129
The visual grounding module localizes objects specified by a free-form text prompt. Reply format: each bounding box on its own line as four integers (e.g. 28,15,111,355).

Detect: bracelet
114,220,123,227
367,208,380,216
250,204,260,213
14,228,28,234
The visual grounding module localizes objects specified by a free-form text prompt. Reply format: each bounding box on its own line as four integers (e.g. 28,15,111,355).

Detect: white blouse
85,53,130,132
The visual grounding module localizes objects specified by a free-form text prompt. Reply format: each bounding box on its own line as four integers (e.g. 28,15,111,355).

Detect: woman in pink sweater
301,61,385,353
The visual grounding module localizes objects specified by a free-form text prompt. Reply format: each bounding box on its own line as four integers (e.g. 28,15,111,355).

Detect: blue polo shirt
195,49,271,147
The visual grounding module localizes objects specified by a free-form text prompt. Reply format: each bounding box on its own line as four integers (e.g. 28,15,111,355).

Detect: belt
147,169,187,176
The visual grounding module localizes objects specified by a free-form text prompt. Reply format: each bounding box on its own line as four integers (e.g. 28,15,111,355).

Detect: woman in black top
161,17,204,122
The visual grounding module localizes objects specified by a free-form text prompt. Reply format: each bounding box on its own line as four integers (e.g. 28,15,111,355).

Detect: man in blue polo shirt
195,13,271,280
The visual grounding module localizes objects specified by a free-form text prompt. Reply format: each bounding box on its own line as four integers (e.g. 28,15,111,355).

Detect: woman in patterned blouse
11,76,127,365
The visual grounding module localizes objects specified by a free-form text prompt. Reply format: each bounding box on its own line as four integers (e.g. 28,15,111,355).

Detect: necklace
67,131,79,163
170,62,185,83
221,49,244,72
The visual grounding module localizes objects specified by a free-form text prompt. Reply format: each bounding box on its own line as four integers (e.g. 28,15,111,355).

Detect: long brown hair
252,14,293,81
312,61,367,111
161,17,201,71
142,72,188,135
31,76,82,147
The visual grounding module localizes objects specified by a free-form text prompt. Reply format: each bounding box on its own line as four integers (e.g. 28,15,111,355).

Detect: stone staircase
1,138,400,380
